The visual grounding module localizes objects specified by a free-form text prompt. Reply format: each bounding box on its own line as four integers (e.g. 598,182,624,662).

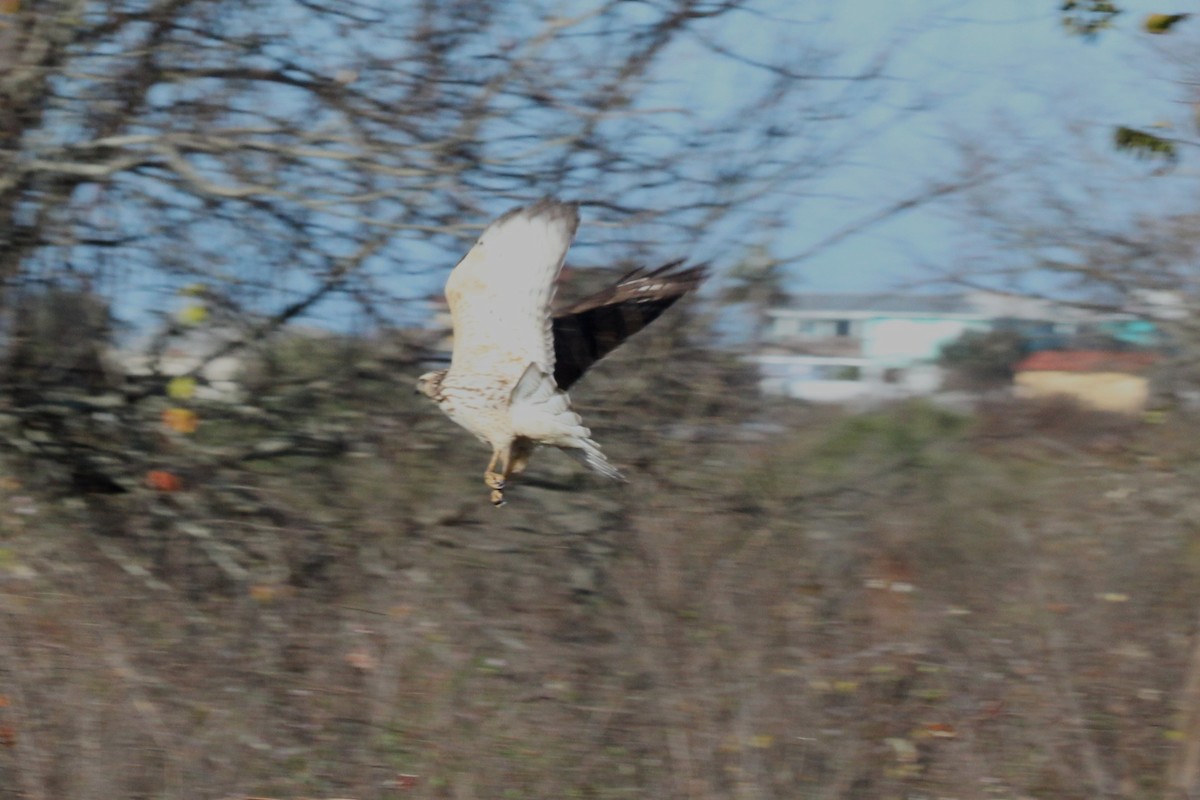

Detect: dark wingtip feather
551,259,704,390
621,260,707,294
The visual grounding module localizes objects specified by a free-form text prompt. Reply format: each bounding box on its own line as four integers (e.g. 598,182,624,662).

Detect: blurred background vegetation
5,1,1200,799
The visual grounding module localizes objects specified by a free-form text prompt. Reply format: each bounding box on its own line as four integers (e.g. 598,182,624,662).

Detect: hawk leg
484,449,505,488
484,447,510,506
509,438,535,476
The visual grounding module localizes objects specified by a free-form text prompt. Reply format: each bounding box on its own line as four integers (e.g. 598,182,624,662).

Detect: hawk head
415,369,447,401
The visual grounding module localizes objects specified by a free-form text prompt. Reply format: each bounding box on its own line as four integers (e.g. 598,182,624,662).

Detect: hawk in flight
417,199,703,505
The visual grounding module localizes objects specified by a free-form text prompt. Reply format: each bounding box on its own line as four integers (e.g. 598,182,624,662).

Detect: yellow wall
1014,370,1150,414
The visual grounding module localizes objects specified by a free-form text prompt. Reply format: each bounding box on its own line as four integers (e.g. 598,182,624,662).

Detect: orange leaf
162,408,199,434
249,584,280,602
145,470,183,492
0,725,14,747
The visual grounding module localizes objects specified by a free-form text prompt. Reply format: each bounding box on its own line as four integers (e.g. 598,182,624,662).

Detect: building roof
768,293,978,316
1013,350,1159,374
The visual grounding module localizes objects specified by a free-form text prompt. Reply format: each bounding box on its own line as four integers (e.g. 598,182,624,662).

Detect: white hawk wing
444,199,578,377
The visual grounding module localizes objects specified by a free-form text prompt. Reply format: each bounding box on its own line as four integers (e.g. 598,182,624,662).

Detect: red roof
1013,350,1159,374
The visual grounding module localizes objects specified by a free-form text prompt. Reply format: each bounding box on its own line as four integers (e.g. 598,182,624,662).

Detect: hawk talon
484,471,506,490
490,489,506,506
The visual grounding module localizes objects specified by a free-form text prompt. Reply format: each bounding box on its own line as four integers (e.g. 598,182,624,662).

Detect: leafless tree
1,0,887,324
939,16,1200,389
0,0,898,489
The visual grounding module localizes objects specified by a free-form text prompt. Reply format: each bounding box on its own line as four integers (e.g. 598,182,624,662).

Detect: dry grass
2,389,1200,799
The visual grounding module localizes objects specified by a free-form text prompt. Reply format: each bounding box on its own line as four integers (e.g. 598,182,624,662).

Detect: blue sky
98,0,1192,335
751,0,1184,293
358,0,1188,325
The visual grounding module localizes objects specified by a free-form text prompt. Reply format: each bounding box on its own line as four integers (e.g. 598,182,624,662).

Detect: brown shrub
3,378,1200,799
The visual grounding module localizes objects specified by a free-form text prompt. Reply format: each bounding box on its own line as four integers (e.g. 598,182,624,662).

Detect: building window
810,364,861,381
835,319,852,337
771,318,798,339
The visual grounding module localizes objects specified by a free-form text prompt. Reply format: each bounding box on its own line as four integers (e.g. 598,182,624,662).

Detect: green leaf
178,305,208,326
166,376,197,399
1113,126,1178,164
1144,12,1190,33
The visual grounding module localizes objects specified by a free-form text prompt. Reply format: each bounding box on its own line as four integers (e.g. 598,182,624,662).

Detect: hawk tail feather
510,364,625,482
564,439,626,482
